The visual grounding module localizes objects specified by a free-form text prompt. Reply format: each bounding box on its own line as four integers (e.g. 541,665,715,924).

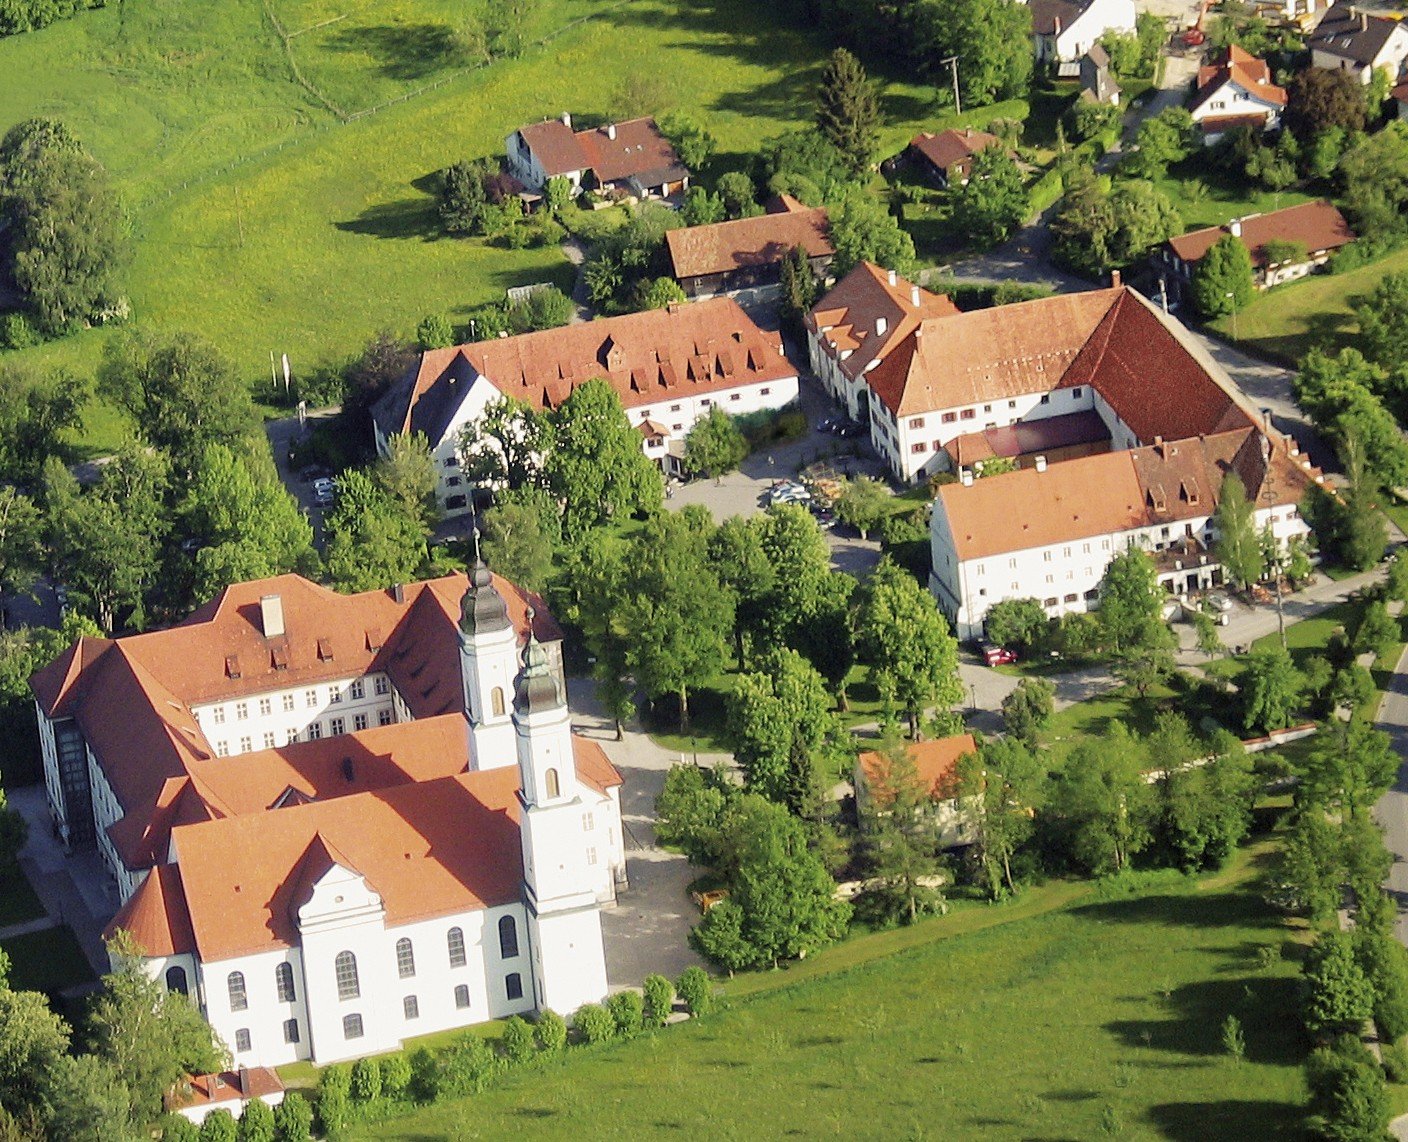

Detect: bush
1383,1041,1408,1083
574,1002,616,1044
198,1110,237,1142
379,1053,412,1100
501,1015,536,1064
607,990,645,1037
273,1092,313,1142
408,1047,442,1102
237,1098,275,1142
349,1057,381,1103
677,966,714,1016
316,1064,351,1135
439,1034,503,1096
162,1116,199,1142
643,973,676,1027
0,312,41,350
417,313,455,349
535,1009,568,1053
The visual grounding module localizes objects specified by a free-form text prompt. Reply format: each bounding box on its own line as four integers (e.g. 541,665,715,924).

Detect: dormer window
225,654,241,679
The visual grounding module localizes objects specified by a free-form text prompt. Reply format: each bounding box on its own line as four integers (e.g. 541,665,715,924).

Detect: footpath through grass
355,843,1311,1141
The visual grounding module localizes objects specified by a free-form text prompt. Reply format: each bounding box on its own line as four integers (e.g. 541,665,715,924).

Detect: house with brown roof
1307,4,1408,85
1189,45,1287,141
665,195,834,300
372,298,799,511
504,113,689,199
1159,201,1355,296
1080,44,1122,106
166,1067,285,1128
34,566,625,1069
907,128,1004,188
1028,0,1136,75
854,733,977,849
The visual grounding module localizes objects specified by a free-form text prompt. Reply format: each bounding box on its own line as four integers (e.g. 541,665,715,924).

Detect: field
0,0,939,453
354,846,1312,1141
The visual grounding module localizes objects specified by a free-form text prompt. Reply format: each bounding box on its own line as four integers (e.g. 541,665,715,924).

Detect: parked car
1205,591,1232,612
816,416,842,434
981,643,1018,666
314,488,336,507
770,486,812,505
836,421,866,439
812,509,837,530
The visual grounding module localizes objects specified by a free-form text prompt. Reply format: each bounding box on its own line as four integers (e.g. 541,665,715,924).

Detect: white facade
504,122,584,193
1191,81,1284,139
1034,0,1137,71
190,673,398,759
1312,44,1408,86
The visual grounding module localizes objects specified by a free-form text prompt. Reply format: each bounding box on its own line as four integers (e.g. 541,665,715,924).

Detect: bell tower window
545,768,560,799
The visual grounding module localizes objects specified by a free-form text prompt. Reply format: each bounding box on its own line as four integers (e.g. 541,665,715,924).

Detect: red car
982,643,1018,666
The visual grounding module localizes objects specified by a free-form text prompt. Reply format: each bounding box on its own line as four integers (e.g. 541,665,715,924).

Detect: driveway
265,408,340,544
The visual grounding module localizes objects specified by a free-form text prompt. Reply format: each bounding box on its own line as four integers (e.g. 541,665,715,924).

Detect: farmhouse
1027,0,1136,75
666,195,833,299
906,128,1003,187
1189,45,1287,142
1306,5,1408,84
854,733,977,849
373,299,799,512
505,114,689,199
1159,200,1355,294
32,568,625,1069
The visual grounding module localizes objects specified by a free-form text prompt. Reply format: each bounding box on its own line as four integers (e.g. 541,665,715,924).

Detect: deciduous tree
1214,471,1261,588
727,648,838,811
685,406,749,482
951,147,1028,248
830,189,915,276
1097,547,1163,653
1192,234,1255,318
983,598,1048,652
1000,676,1055,747
834,475,890,539
1303,932,1375,1040
1043,727,1152,874
1242,645,1303,732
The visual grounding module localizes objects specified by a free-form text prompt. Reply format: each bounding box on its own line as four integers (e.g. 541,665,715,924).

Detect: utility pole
940,55,961,117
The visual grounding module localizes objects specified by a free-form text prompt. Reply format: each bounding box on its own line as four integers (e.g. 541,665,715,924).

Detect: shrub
535,1009,568,1053
198,1110,237,1142
1383,1041,1408,1083
501,1015,536,1064
417,313,455,349
237,1098,275,1142
317,1064,351,1134
574,1002,616,1044
273,1092,313,1142
0,312,40,350
162,1116,199,1142
408,1047,442,1102
439,1034,503,1096
677,966,714,1016
349,1057,382,1103
379,1053,412,1100
643,974,675,1027
607,990,645,1037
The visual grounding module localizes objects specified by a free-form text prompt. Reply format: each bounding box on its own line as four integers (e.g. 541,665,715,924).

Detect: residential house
166,1069,285,1128
372,299,799,510
1189,44,1287,142
906,128,1003,187
505,114,689,199
665,195,834,300
1079,43,1122,105
1306,5,1408,84
805,262,961,425
1028,0,1137,76
854,734,977,849
33,569,626,1069
1159,200,1355,296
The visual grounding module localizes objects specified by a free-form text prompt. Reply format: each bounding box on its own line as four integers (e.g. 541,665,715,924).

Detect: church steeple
460,530,511,636
512,619,575,809
457,533,518,769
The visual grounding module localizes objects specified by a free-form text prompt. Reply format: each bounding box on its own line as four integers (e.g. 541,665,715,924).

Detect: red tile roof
666,199,832,280
909,128,1001,175
1192,44,1287,115
514,116,687,186
167,1068,284,1112
857,733,976,804
1166,200,1356,269
104,863,196,956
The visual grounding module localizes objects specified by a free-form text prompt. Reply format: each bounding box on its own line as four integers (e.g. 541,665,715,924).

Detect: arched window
334,951,360,1000
275,962,296,1003
343,1013,363,1040
545,768,560,799
447,927,466,968
491,687,505,717
454,984,470,1009
396,937,416,979
498,915,519,959
227,971,247,1011
165,966,188,996
505,972,523,1001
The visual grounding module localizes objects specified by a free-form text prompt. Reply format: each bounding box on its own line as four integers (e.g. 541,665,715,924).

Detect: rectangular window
354,713,368,731
1043,551,1052,562
216,741,229,757
587,846,598,866
1082,543,1090,554
911,442,927,454
375,676,390,696
454,984,471,1008
443,456,458,467
286,729,299,745
941,412,957,424
283,1019,299,1044
329,717,345,736
1008,400,1016,409
1064,593,1078,603
760,388,770,396
263,733,276,749
235,702,248,721
258,698,272,717
911,416,926,429
213,707,226,725
960,409,975,420
308,723,322,740
235,1028,251,1053
282,694,295,712
1008,558,1017,568
305,690,318,708
583,812,594,831
701,399,711,407
1063,547,1071,557
670,403,681,412
403,995,419,1020
1040,395,1050,404
350,680,365,700
505,973,524,1001
378,709,394,726
447,476,461,487
1045,597,1058,607
239,736,252,753
729,393,742,402
329,686,342,704
343,1014,363,1040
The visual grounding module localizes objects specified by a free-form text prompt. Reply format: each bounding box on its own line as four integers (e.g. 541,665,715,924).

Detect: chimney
1110,269,1122,288
887,269,897,286
392,583,405,604
911,285,921,306
1034,455,1047,473
238,1066,250,1096
1261,407,1273,431
961,470,974,486
1054,15,1062,35
1228,217,1242,238
606,123,617,140
876,315,888,336
560,112,572,128
1362,10,1368,30
259,594,285,639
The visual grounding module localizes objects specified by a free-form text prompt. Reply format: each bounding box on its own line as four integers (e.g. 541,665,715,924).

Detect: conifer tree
815,49,881,179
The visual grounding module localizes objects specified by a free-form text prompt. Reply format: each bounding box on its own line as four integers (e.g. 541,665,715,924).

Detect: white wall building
374,298,798,515
1307,5,1408,84
1028,0,1136,75
33,568,625,1069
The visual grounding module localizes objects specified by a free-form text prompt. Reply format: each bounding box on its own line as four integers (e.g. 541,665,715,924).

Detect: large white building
32,567,625,1068
1027,0,1136,75
373,298,799,513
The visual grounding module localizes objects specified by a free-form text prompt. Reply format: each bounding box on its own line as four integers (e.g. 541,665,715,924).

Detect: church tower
513,629,609,1014
457,543,520,770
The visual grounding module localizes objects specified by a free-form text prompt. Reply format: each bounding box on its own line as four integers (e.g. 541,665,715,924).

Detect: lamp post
1225,291,1239,341
970,682,978,714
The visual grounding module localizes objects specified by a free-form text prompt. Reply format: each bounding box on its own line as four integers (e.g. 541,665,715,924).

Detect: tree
574,1002,616,1044
417,312,455,349
715,170,759,219
373,431,439,528
1304,931,1376,1040
1286,67,1366,139
1305,1034,1390,1142
500,1015,536,1064
42,1054,136,1142
1070,98,1121,142
984,598,1047,652
676,966,713,1015
1351,599,1396,660
1000,677,1055,748
606,990,644,1037
1295,351,1408,493
1192,234,1255,318
199,1109,237,1142
1352,271,1408,371
658,113,716,170
643,974,675,1027
912,0,1032,105
1049,170,1181,277
859,732,947,923
1272,809,1346,921
1111,623,1176,698
1213,472,1261,588
1339,121,1408,236
1241,645,1303,733
1124,107,1194,179
1244,133,1299,192
546,378,663,539
0,362,88,487
815,48,881,178
349,1057,382,1102
727,648,838,811
1192,608,1223,663
680,185,726,226
778,245,819,340
1221,1014,1245,1063
1332,430,1390,572
0,119,127,335
1043,727,1152,874
322,470,428,593
237,1097,276,1142
272,1091,313,1142
0,983,71,1121
958,736,1046,895
856,558,963,737
1152,721,1253,870
654,763,732,865
684,406,749,482
98,331,256,478
834,475,890,539
480,490,558,592
0,486,43,601
534,1010,568,1053
1135,11,1166,69
88,932,225,1122
458,395,550,491
830,189,915,276
1099,31,1141,78
438,158,494,234
1302,718,1399,821
951,147,1028,248
1096,548,1163,653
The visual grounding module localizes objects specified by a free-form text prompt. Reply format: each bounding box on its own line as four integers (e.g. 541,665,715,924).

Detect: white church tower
513,626,609,1014
458,547,520,770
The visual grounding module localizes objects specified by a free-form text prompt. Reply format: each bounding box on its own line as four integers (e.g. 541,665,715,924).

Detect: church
29,561,625,1068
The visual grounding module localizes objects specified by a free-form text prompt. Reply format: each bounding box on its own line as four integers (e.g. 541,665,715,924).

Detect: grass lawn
1207,244,1408,366
0,925,95,993
1148,161,1314,234
1039,677,1241,766
0,872,45,928
0,0,949,454
354,843,1312,1141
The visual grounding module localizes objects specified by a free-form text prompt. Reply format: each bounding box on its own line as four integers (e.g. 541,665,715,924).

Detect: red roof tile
105,864,196,957
909,128,1001,174
666,202,832,280
857,734,976,804
1167,201,1356,269
808,262,960,382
